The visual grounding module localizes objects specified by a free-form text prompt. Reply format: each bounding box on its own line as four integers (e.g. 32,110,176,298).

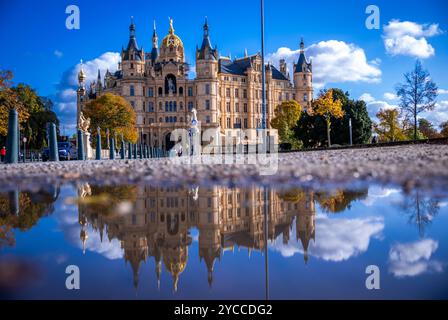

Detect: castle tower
159,18,185,63
195,18,220,130
96,69,102,95
293,39,313,110
121,17,145,77
76,60,87,130
150,20,159,65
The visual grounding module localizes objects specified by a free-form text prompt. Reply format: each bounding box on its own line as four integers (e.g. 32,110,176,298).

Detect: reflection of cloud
54,186,124,260
362,187,401,207
271,216,384,262
389,239,443,277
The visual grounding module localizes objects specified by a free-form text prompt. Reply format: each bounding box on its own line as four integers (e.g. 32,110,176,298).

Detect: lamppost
349,118,353,146
22,137,27,163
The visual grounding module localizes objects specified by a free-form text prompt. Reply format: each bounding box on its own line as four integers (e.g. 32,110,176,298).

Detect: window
148,102,154,112
179,87,184,96
244,118,248,128
173,101,177,112
235,103,239,113
279,92,282,101
243,89,247,99
130,63,134,69
304,93,308,102
286,93,290,100
188,101,194,111
207,212,212,223
226,88,231,98
206,115,211,124
159,102,163,110
158,87,163,96
165,117,169,123
244,103,248,113
148,87,154,97
143,87,146,97
188,87,193,97
205,84,210,95
235,89,239,98
227,117,231,128
142,101,146,112
130,101,135,108
205,100,210,110
130,85,135,96
165,102,169,112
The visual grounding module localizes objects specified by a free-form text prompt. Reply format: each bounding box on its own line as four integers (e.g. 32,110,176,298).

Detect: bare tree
396,60,438,141
401,189,439,237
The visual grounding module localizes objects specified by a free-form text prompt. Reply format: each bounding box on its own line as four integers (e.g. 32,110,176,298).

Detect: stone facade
77,18,314,150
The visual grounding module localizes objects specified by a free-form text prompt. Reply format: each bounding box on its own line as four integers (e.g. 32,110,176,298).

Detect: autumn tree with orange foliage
313,89,344,147
83,93,138,146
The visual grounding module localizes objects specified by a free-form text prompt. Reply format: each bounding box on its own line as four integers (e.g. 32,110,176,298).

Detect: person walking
0,146,6,162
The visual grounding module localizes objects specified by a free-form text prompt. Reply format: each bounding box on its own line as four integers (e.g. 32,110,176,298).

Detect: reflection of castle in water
77,185,315,291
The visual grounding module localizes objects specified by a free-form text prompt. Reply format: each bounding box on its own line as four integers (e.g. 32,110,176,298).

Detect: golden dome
78,60,86,83
161,18,183,48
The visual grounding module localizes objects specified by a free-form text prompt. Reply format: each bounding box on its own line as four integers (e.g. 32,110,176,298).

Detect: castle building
77,18,313,150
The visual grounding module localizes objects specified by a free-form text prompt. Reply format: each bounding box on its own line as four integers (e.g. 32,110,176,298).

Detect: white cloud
267,40,381,89
389,239,444,277
270,216,384,262
384,92,398,101
420,100,448,126
366,100,399,121
54,52,120,133
359,93,375,103
438,89,448,95
54,50,63,58
383,20,443,59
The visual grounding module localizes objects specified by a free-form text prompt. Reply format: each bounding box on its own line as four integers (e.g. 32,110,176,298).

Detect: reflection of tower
123,232,148,290
296,192,316,264
162,244,189,292
198,187,221,288
79,214,88,255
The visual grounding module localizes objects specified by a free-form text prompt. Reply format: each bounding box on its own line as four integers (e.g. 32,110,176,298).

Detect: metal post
128,142,132,159
76,129,84,161
139,143,143,159
96,127,102,160
349,118,353,146
5,109,19,164
120,133,125,160
133,144,137,159
109,134,116,160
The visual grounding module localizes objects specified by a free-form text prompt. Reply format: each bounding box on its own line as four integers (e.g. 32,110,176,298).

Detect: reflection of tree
277,188,307,203
401,190,439,237
78,185,138,216
0,188,59,249
316,189,368,213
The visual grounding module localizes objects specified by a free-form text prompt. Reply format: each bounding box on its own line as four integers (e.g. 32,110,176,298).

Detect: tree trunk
326,118,331,148
414,103,418,141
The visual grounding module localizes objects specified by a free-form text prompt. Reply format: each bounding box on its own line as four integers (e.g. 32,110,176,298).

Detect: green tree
83,93,138,146
270,100,302,149
329,89,372,145
315,189,368,213
374,108,406,142
418,118,440,139
396,60,438,140
313,89,344,147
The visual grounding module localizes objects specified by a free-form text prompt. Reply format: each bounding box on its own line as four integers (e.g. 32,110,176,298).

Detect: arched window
158,87,163,96
180,102,183,110
173,101,177,112
169,101,173,112
174,117,177,123
179,87,184,96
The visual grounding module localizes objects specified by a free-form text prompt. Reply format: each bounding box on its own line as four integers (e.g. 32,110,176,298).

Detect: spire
197,17,217,60
152,20,158,48
168,17,174,35
300,37,305,52
78,59,86,86
97,69,101,81
295,38,312,74
130,16,136,38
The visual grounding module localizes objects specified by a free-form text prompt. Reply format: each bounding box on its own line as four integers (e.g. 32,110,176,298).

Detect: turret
121,17,145,76
150,20,159,64
293,38,313,110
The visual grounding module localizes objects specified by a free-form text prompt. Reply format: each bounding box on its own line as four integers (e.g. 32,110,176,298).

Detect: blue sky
1,0,447,133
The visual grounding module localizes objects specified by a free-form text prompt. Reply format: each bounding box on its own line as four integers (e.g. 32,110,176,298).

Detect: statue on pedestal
78,112,95,160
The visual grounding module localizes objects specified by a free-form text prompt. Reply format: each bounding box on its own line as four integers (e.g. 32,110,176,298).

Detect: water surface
1,182,447,299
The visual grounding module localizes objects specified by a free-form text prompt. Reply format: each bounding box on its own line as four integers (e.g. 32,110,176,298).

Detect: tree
418,118,440,139
270,100,302,149
295,111,328,148
396,60,438,140
83,93,138,146
0,70,29,138
315,189,368,213
440,121,448,137
329,89,372,145
375,108,406,142
313,89,344,147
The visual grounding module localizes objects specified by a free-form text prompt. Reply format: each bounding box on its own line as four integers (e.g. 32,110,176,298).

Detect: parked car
42,142,77,161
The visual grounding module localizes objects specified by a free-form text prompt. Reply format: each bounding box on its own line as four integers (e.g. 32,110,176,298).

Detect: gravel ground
1,144,447,192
